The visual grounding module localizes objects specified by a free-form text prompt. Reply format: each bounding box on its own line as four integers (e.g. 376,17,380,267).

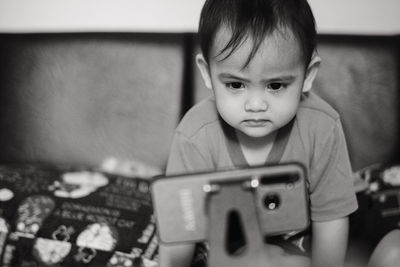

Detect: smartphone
151,163,309,244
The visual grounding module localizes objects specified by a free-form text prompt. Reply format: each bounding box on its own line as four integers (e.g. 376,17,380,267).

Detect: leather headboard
0,33,185,170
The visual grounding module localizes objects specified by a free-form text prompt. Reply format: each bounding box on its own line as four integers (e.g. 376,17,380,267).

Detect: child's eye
226,82,245,90
267,83,286,91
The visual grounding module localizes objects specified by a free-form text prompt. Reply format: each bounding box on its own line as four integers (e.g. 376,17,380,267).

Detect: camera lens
264,193,280,210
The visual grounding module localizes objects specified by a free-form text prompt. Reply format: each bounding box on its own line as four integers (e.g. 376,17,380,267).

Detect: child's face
197,26,318,139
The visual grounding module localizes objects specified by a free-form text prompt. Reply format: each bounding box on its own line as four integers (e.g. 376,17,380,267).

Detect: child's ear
195,54,212,90
302,53,321,93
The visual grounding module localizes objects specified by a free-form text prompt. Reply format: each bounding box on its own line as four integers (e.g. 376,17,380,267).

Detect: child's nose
245,92,268,112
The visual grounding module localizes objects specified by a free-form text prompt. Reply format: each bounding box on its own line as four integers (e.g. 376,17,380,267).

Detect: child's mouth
243,119,269,127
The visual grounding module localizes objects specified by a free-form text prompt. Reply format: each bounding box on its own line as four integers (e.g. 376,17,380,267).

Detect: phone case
151,163,309,244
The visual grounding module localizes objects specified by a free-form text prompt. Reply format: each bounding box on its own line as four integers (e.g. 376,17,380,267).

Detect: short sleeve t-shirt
166,92,358,255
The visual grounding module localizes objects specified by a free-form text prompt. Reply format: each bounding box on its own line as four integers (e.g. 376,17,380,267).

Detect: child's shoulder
175,95,220,138
298,92,340,123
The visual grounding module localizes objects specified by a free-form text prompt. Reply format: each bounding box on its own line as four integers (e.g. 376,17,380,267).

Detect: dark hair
198,0,317,67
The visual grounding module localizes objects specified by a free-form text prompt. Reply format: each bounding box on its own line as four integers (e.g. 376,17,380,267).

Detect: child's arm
159,243,195,267
311,216,349,267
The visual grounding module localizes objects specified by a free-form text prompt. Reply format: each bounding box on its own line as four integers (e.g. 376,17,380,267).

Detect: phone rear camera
264,193,280,210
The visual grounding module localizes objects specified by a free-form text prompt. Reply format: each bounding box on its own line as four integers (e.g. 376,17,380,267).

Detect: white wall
309,0,400,35
0,0,399,35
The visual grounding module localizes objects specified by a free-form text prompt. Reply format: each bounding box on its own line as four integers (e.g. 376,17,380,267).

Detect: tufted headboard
0,33,185,170
0,33,398,172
